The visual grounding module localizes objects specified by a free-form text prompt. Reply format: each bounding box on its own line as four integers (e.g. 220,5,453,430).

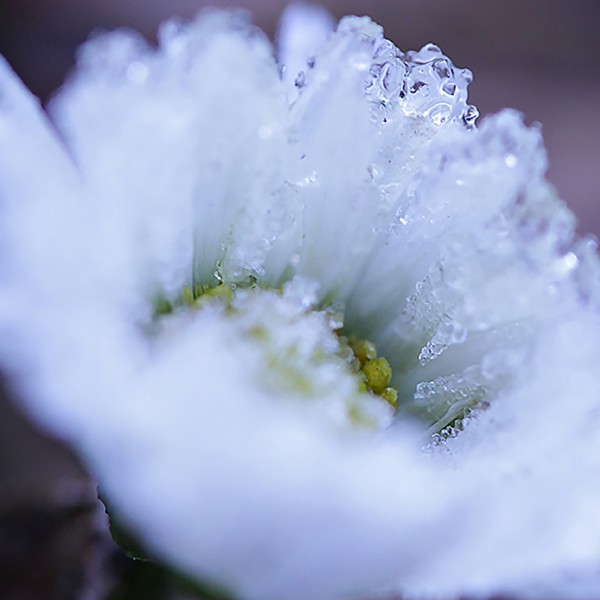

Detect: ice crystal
1,6,600,600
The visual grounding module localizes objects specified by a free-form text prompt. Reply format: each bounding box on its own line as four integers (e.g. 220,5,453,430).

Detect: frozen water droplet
415,43,442,62
351,53,372,71
431,58,451,80
158,18,189,57
382,62,405,92
459,67,473,84
126,61,149,83
427,103,453,126
367,36,467,128
442,81,457,96
369,64,383,78
368,163,382,181
258,125,273,140
462,104,479,128
296,171,319,188
410,81,428,94
369,101,389,124
213,264,224,283
326,311,344,330
555,251,579,275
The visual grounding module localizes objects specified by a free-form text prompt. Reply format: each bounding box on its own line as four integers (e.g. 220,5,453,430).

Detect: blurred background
0,1,599,598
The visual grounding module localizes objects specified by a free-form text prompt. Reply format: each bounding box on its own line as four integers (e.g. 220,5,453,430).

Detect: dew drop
431,58,451,79
442,82,457,96
258,125,273,140
410,81,428,94
427,103,453,126
462,105,479,128
126,61,149,83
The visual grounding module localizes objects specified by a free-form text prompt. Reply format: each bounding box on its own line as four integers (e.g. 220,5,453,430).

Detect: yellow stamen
363,357,392,395
381,387,398,410
349,338,377,364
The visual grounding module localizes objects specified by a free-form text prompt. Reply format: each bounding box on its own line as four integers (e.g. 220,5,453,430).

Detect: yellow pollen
363,357,392,395
349,338,377,364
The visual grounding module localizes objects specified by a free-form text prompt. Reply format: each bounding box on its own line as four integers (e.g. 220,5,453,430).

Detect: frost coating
262,16,479,305
292,16,477,128
1,8,600,600
345,110,600,432
156,279,395,430
50,11,289,307
365,36,477,128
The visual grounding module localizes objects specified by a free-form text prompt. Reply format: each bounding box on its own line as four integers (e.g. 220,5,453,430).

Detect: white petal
277,3,335,101
50,12,288,305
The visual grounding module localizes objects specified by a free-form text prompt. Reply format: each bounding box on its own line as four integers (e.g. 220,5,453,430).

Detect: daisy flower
1,5,600,599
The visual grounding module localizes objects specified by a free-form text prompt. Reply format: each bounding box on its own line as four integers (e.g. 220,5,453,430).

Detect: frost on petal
277,3,334,100
342,110,600,432
89,283,457,600
262,17,477,300
398,311,600,599
50,12,288,311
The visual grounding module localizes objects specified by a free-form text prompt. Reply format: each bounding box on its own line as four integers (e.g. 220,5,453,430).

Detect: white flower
2,6,600,599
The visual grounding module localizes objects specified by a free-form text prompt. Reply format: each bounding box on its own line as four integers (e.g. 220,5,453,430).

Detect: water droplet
555,251,579,275
432,58,451,79
427,103,452,126
370,64,383,78
382,61,405,92
410,81,428,94
258,126,273,140
327,311,344,331
126,61,149,83
350,53,371,71
459,68,473,84
368,163,382,180
213,263,224,283
296,171,319,188
462,105,479,127
417,43,442,62
442,82,457,96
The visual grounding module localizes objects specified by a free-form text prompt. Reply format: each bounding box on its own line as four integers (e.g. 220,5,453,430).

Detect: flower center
152,279,399,431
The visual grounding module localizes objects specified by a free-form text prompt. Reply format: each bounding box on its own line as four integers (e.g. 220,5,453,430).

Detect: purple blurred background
0,1,599,598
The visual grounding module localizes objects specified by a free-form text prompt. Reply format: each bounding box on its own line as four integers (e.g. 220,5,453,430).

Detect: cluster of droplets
428,405,483,448
411,367,489,434
365,36,478,128
291,16,477,131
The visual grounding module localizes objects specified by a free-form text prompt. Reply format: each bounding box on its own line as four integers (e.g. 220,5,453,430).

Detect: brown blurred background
0,1,599,598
